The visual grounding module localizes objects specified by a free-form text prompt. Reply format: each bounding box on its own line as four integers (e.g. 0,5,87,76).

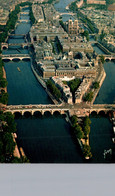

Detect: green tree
11,156,22,163
0,141,3,160
84,91,93,102
83,144,92,158
69,78,81,94
21,156,30,163
3,132,16,156
71,115,78,127
11,156,29,163
82,30,89,41
74,124,84,139
0,111,4,121
4,112,16,133
100,30,106,41
100,55,105,64
83,116,91,126
0,57,4,67
0,78,8,88
46,80,61,100
69,1,78,12
0,92,8,104
83,125,90,136
93,81,99,89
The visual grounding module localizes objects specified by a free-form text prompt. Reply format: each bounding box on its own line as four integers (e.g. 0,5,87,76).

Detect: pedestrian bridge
4,104,115,117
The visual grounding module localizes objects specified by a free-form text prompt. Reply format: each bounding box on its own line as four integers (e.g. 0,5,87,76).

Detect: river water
54,0,75,12
3,6,84,163
3,3,115,163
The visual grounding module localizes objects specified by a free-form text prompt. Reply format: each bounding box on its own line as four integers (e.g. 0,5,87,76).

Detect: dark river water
3,4,115,163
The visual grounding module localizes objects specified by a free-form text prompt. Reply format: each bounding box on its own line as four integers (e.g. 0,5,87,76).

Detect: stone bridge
60,12,75,16
89,41,98,44
102,54,115,61
4,104,115,117
1,42,30,50
2,54,31,61
20,12,29,15
17,19,30,23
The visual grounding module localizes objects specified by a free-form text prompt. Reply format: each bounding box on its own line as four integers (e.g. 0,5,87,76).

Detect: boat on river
17,67,21,72
112,138,115,143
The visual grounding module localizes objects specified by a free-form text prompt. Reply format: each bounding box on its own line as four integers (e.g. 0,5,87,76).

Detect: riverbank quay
0,64,7,93
12,133,21,158
91,61,106,104
0,5,20,44
28,43,60,105
2,67,7,93
31,62,59,104
96,42,113,55
0,5,32,163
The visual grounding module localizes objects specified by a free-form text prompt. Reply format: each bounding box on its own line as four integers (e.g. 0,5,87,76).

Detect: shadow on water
15,115,84,163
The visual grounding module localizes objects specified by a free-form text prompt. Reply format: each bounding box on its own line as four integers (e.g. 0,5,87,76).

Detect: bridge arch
23,111,32,117
33,111,42,117
1,44,8,50
98,110,106,116
44,110,53,116
111,59,115,62
107,110,113,117
22,57,30,61
2,46,8,50
90,110,98,116
12,58,21,62
3,59,11,62
14,111,22,118
53,111,61,116
105,58,110,62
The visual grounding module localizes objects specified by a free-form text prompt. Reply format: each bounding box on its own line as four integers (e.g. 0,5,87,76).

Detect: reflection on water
54,0,76,12
16,116,83,163
92,44,105,55
4,61,52,105
95,62,115,104
90,117,114,163
61,14,74,22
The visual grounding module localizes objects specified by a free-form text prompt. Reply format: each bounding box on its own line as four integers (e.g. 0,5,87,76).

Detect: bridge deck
3,103,115,117
5,103,115,111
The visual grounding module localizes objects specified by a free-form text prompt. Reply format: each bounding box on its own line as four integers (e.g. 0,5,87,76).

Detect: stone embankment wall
97,42,111,54
1,67,7,93
12,133,21,158
91,67,106,104
31,62,58,104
